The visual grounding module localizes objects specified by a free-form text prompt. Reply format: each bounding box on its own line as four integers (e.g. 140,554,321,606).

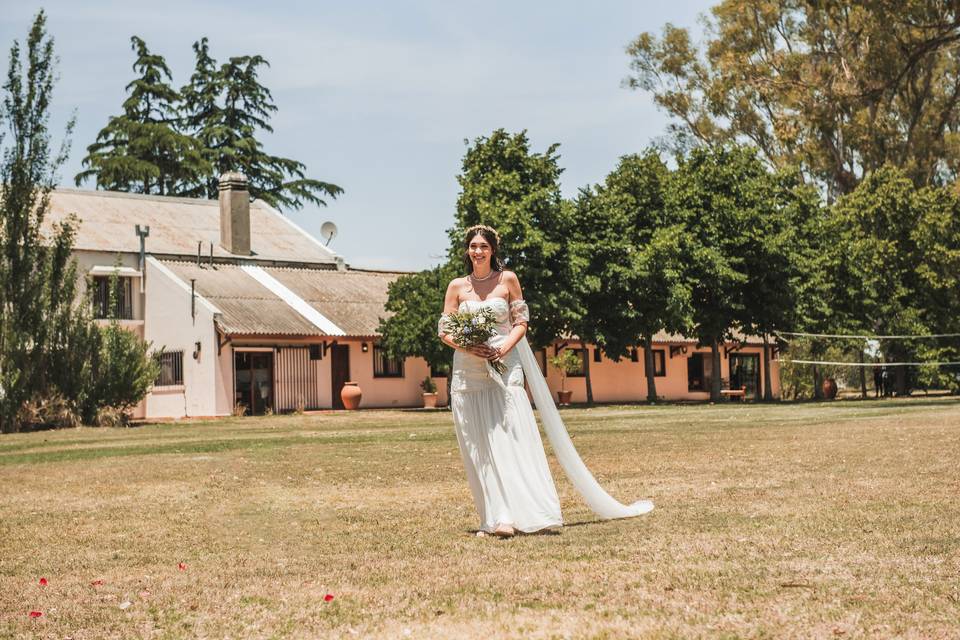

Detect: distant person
881,367,890,397
873,367,883,398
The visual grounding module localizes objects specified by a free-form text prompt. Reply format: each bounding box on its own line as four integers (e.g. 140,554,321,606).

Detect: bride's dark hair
462,224,505,275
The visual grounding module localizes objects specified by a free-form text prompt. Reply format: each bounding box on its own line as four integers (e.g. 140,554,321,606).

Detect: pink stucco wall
536,341,780,403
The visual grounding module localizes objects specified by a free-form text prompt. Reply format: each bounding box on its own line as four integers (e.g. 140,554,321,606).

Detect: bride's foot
492,523,515,538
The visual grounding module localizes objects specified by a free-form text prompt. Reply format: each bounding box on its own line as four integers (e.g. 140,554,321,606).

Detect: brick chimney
219,172,251,255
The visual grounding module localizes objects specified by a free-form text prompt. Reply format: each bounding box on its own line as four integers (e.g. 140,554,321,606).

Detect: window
567,348,588,377
537,349,547,375
92,276,133,320
652,349,666,377
309,344,322,361
687,352,713,391
630,347,639,363
593,347,602,363
373,344,404,378
155,350,184,387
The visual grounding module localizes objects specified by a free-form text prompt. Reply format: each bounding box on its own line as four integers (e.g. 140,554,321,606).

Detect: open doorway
235,351,274,415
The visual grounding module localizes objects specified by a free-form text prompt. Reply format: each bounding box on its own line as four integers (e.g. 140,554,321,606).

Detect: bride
438,224,653,538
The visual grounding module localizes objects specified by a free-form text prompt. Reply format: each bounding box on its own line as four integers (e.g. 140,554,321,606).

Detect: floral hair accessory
466,224,500,244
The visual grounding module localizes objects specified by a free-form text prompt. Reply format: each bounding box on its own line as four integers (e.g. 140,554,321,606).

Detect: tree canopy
451,129,578,348
75,36,208,195
76,36,342,211
179,39,343,209
626,1,960,198
572,150,692,400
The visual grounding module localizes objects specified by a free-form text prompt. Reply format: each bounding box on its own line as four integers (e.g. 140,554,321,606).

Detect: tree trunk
894,365,907,396
762,335,773,402
643,335,657,402
710,338,721,403
584,344,594,405
813,364,823,400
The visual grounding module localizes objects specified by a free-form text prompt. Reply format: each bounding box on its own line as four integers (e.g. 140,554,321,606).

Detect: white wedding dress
445,297,653,534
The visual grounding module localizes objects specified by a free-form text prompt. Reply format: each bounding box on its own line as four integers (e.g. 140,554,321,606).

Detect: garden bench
719,378,746,400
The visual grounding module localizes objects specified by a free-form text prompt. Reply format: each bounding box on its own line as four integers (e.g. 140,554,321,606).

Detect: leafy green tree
378,263,458,389
664,144,781,401
573,151,693,401
452,129,578,349
0,11,78,432
822,165,960,395
626,1,960,197
179,39,343,210
75,36,209,194
738,167,820,400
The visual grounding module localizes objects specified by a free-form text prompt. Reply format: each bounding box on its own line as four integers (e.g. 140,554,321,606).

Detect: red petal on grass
178,562,187,571
323,594,335,602
90,579,104,586
39,578,48,586
29,611,43,618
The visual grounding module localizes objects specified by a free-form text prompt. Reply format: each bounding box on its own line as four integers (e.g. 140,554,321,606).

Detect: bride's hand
466,344,496,359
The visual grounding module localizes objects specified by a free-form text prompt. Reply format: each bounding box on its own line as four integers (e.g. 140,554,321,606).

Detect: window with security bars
373,345,404,378
92,276,133,320
155,351,184,387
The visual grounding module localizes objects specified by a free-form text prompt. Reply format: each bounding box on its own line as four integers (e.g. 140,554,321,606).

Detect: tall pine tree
75,36,208,195
180,39,343,209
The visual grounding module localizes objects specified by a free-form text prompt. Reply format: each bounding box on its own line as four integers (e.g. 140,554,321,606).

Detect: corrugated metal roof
161,261,328,336
264,267,400,337
158,261,402,338
45,188,340,265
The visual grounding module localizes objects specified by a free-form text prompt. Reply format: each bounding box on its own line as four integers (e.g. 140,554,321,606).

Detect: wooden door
330,343,350,409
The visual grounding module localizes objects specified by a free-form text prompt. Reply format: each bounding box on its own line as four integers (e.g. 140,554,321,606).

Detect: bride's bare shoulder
446,275,468,289
500,270,522,288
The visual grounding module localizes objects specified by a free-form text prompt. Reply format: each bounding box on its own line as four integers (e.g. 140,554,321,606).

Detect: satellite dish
320,221,338,246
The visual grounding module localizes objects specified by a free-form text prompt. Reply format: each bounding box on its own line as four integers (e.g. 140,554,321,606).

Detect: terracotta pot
340,381,362,410
822,377,838,400
422,392,438,409
557,390,573,406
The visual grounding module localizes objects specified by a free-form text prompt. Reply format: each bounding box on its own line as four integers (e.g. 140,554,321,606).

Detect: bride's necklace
470,269,496,282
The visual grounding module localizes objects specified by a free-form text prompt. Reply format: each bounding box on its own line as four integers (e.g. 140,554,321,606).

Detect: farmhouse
45,174,780,419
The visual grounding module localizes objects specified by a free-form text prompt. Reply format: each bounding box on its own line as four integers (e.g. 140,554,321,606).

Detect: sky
0,0,713,271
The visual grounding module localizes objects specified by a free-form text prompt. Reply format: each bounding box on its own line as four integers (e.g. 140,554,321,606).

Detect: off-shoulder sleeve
437,313,452,337
509,299,530,326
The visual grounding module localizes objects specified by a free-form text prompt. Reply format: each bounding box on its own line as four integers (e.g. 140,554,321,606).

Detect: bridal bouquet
441,307,506,374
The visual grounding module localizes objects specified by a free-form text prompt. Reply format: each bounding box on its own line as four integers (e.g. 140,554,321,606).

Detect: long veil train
513,337,654,520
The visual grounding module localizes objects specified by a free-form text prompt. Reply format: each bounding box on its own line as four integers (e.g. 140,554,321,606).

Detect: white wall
144,257,225,418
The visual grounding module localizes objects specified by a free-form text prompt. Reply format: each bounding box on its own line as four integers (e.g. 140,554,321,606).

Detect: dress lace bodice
444,297,527,391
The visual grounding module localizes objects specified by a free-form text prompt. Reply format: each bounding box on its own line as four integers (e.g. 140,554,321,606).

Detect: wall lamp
192,341,202,360
361,342,369,353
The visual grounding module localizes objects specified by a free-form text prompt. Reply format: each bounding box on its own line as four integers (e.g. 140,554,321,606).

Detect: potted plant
420,376,439,408
549,349,581,406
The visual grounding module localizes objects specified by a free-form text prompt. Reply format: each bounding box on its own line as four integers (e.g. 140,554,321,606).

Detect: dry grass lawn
1,397,959,639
